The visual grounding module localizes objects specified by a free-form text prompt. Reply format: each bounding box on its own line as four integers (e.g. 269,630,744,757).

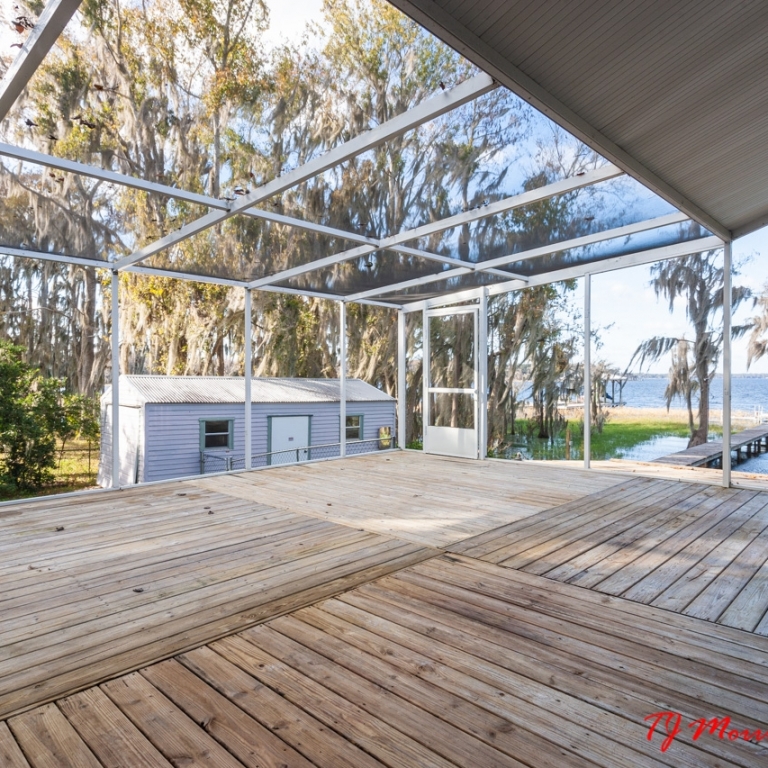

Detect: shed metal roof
106,376,394,405
388,0,768,241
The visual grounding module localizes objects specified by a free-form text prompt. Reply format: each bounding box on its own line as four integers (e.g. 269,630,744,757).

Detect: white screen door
424,306,478,458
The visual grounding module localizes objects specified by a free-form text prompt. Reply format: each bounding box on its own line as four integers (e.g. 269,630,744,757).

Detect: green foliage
0,341,99,491
501,419,691,461
0,341,59,489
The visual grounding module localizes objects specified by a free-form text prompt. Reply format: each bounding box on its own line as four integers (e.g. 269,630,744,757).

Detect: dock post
722,240,732,488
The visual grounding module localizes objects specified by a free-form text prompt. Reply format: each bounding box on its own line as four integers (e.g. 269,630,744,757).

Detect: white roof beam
0,0,82,121
387,0,731,243
400,235,723,312
0,142,378,244
0,143,482,266
113,72,497,270
487,236,724,296
0,246,399,307
0,245,102,269
254,284,400,309
349,211,687,301
124,265,248,288
247,163,622,289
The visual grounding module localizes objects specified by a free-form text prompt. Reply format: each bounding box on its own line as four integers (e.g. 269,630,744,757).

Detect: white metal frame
423,304,480,459
0,7,736,484
339,301,347,459
248,163,621,290
110,270,119,489
114,73,496,270
722,241,732,487
0,0,82,121
583,273,591,470
244,288,253,470
397,310,407,449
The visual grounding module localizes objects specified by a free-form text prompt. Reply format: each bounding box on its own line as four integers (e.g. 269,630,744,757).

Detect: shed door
269,416,310,465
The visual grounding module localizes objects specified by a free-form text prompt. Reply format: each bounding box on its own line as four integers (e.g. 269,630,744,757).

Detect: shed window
201,419,233,449
346,415,363,440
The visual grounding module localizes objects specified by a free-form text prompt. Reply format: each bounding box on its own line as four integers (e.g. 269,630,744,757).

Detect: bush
0,341,98,491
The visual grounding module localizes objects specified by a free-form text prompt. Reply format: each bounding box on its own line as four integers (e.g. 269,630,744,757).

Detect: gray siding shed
99,375,395,487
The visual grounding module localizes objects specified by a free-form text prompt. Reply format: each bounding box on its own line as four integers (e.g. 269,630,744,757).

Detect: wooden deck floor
3,452,768,766
3,555,767,768
451,474,768,634
191,450,625,547
0,481,435,720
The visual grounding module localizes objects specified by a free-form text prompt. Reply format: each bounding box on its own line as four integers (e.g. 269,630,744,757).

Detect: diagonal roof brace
0,142,380,245
346,211,689,301
113,72,497,270
386,0,732,243
247,163,622,289
399,235,724,313
0,142,516,276
0,0,83,121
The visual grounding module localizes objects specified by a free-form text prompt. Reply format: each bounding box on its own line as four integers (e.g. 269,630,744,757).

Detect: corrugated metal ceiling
388,0,768,239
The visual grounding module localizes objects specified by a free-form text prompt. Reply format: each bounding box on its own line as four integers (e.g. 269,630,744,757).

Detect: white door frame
423,305,479,459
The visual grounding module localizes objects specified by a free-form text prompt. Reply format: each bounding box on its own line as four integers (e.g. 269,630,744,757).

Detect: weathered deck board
0,481,436,719
4,453,768,766
191,450,627,547
570,456,768,491
452,475,768,634
5,555,767,767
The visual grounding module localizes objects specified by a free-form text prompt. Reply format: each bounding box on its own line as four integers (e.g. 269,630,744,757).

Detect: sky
590,230,768,375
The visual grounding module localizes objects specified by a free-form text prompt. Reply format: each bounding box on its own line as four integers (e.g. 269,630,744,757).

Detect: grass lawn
494,418,704,461
0,437,99,501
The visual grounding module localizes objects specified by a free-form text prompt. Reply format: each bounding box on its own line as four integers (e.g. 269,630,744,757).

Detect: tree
747,283,768,368
630,251,750,447
0,341,65,489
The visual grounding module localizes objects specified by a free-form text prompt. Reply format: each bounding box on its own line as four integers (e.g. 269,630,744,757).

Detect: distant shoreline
627,373,768,379
605,406,755,428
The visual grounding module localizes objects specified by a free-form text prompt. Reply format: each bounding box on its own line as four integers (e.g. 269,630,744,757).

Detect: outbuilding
98,375,395,486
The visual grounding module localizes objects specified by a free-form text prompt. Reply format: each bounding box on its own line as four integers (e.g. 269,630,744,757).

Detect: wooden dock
653,424,768,468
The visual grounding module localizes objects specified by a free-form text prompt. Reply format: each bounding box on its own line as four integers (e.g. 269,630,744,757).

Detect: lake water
613,376,768,472
513,375,768,471
619,375,768,413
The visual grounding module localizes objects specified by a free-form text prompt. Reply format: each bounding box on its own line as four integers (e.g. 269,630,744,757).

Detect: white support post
244,288,252,470
397,310,407,449
339,301,347,458
478,290,488,460
722,241,732,488
584,273,591,470
422,308,429,449
110,270,120,489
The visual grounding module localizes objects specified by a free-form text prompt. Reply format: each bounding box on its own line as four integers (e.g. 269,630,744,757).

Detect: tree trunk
689,375,710,447
79,268,97,396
